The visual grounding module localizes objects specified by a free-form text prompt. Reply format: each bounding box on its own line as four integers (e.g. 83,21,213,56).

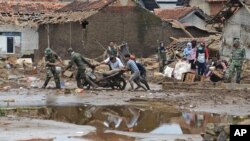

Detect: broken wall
0,24,38,57
222,7,250,59
36,6,194,61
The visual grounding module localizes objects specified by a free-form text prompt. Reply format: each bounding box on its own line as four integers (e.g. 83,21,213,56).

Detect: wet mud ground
1,82,250,141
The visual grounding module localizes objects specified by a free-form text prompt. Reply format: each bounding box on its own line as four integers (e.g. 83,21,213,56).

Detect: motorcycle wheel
82,80,91,90
116,78,126,90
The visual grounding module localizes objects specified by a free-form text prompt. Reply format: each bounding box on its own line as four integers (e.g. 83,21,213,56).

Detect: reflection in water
82,132,135,141
102,108,140,130
150,124,183,134
38,105,250,136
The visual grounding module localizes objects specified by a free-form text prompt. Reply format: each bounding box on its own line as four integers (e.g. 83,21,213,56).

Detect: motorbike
82,68,127,90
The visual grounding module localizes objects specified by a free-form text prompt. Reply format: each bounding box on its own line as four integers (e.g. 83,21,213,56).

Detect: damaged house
36,0,213,61
189,0,227,16
208,0,250,59
0,0,66,58
154,7,215,37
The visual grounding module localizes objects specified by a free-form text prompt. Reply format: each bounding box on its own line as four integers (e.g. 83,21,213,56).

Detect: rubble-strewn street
1,0,250,141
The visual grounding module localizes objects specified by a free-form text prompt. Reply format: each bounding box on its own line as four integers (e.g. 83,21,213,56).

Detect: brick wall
36,6,208,61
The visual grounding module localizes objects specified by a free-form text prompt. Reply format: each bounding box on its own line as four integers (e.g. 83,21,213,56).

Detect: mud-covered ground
1,79,250,141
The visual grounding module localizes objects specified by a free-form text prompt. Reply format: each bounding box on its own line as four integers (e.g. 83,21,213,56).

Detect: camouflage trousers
76,68,97,88
43,67,61,88
225,61,242,84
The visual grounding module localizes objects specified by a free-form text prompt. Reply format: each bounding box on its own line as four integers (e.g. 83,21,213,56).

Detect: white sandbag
164,66,174,78
174,61,191,80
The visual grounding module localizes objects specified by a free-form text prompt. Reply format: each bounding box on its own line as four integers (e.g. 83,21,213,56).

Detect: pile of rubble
166,34,222,60
146,34,249,84
0,55,37,89
241,60,250,81
203,123,229,141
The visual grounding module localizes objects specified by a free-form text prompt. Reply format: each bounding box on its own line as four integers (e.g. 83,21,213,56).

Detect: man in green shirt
225,39,246,83
42,47,62,89
65,48,98,88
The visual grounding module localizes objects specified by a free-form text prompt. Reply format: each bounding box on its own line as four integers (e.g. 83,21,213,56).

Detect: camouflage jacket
67,52,91,70
231,47,246,65
45,53,59,67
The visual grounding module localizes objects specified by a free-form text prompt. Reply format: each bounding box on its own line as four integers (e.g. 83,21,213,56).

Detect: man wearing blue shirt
124,54,147,91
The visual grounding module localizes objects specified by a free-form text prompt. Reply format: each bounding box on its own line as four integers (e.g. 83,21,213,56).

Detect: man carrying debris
65,48,98,88
42,47,62,89
104,42,119,58
124,54,147,91
225,39,246,83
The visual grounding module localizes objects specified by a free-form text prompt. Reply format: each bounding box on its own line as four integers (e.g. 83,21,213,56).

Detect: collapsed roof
154,7,211,21
0,0,115,27
56,0,115,12
0,0,67,13
207,0,250,24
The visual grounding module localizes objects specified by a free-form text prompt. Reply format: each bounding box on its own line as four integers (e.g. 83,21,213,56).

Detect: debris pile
0,55,38,89
203,123,229,141
241,60,250,81
166,34,222,60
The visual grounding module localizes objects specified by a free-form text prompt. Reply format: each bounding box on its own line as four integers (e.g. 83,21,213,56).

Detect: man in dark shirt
136,62,150,90
65,48,98,88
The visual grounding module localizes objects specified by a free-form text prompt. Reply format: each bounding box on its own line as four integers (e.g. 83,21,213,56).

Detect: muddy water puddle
1,105,249,136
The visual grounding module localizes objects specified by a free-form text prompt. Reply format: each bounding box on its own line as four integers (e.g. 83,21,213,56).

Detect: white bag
164,66,174,78
174,61,191,80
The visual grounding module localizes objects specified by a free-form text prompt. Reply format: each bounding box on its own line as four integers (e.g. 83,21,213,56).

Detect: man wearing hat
42,47,62,89
226,39,246,83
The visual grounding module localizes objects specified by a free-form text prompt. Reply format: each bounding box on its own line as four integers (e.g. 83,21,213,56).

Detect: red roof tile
154,7,196,20
57,0,116,12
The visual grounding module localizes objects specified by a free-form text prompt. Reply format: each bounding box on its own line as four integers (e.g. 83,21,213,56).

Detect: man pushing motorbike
64,48,98,88
124,54,147,91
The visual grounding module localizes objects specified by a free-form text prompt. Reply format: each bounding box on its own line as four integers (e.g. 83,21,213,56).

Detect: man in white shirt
103,56,124,70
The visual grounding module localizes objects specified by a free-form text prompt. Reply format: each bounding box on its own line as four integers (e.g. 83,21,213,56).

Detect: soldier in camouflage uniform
225,39,246,83
42,47,62,89
65,48,98,88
